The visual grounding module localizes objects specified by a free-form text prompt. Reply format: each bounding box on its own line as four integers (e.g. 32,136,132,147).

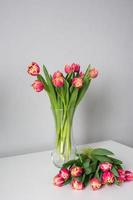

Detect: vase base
51,147,77,168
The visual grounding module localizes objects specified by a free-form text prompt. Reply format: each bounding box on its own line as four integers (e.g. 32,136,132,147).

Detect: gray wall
0,0,133,157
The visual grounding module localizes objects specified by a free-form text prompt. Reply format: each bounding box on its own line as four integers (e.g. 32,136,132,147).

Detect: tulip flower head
59,168,70,181
64,64,73,73
102,171,114,184
70,166,83,177
52,76,64,87
125,171,133,181
90,178,102,190
28,62,40,76
99,162,112,172
72,77,83,89
71,179,84,190
79,71,85,78
53,174,64,187
71,63,80,72
89,68,98,79
32,80,44,92
53,71,63,79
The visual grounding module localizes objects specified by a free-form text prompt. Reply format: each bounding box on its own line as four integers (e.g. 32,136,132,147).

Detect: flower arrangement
53,147,133,190
27,62,98,166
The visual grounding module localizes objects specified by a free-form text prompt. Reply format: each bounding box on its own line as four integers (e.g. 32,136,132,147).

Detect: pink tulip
117,168,125,182
79,71,85,78
99,162,112,172
89,68,98,78
59,168,70,181
90,178,102,190
70,166,83,177
64,64,73,73
125,171,133,181
72,77,83,88
53,71,63,79
52,76,64,87
71,63,80,72
102,171,114,184
27,62,40,76
53,174,64,187
71,179,84,190
117,176,125,183
32,80,44,92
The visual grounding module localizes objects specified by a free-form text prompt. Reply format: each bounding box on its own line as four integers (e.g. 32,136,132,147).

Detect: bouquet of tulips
53,147,133,190
27,62,98,165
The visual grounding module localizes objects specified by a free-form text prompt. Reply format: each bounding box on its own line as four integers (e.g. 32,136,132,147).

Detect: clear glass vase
51,108,77,168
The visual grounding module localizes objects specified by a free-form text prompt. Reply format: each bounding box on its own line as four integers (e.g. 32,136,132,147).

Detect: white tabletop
0,140,133,200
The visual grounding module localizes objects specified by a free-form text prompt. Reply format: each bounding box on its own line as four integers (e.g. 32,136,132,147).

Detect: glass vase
51,108,77,168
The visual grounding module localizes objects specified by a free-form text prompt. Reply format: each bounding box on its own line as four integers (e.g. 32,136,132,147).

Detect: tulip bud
89,68,98,78
79,71,85,78
53,174,64,187
64,65,73,73
72,77,83,88
102,171,114,184
71,63,80,72
59,168,70,181
99,162,112,172
90,178,102,190
32,80,44,92
52,76,64,87
125,171,133,181
53,71,63,79
27,62,40,76
70,166,83,177
71,179,84,190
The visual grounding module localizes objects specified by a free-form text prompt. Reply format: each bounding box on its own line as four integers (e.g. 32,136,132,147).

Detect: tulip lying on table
53,147,133,190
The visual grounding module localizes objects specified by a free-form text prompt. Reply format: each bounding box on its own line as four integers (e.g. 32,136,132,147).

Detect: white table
0,140,133,200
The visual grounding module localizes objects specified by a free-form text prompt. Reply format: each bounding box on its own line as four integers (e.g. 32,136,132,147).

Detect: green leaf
42,65,57,105
63,160,76,168
37,74,48,91
63,177,72,185
83,160,90,169
83,175,90,187
76,78,91,106
84,64,91,78
91,148,114,156
68,88,78,110
93,155,113,163
109,157,123,165
85,166,93,175
111,166,119,177
81,173,86,183
77,176,83,182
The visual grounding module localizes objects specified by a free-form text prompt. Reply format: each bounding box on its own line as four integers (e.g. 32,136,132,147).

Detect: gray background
0,0,133,157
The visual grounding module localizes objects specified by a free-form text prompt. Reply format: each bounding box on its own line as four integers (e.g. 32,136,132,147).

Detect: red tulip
99,162,112,172
53,71,63,79
59,168,70,181
71,179,84,190
64,65,73,73
52,76,64,87
89,68,98,78
70,166,83,177
72,77,83,88
90,178,102,190
125,171,133,181
53,174,64,187
71,63,80,72
102,171,114,184
27,62,40,76
32,80,44,92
